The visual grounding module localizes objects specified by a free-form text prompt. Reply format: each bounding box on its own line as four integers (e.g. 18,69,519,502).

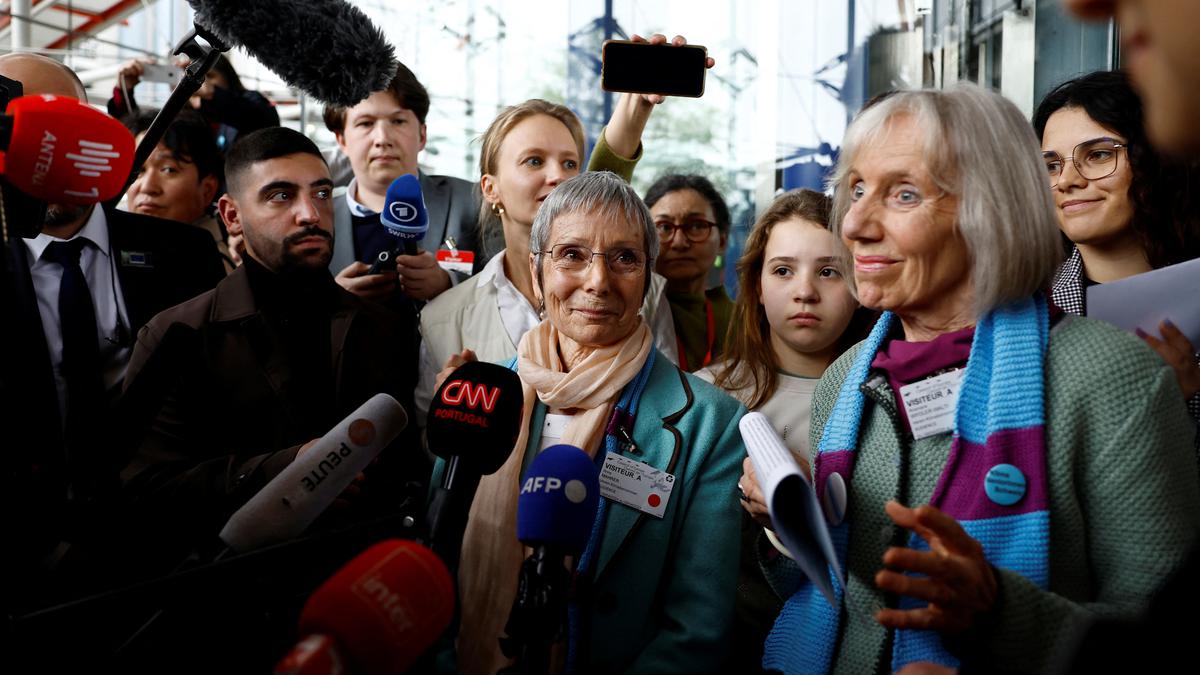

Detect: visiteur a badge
436,249,474,275
599,453,675,518
898,368,964,440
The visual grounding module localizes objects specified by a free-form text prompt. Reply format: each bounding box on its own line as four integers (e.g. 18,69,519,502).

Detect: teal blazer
431,351,746,673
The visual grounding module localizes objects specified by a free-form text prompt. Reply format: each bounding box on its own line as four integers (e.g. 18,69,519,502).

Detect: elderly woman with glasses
644,174,733,371
742,85,1200,674
1034,70,1200,421
441,171,746,674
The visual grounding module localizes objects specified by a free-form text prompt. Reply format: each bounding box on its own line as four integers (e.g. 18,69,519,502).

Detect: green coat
436,351,747,673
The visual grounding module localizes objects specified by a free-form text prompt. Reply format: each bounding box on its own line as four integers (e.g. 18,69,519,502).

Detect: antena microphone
424,361,524,571
368,174,430,273
275,540,455,675
186,0,397,106
220,393,408,553
0,94,135,205
502,444,601,673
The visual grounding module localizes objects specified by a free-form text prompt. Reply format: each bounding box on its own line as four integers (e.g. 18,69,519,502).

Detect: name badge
120,250,154,268
898,368,964,440
436,249,474,275
599,453,675,518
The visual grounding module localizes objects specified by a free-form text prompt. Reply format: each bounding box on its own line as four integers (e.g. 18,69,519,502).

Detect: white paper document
739,412,843,606
1087,257,1200,346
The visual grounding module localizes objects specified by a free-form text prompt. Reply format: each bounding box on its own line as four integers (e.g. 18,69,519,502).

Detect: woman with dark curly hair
1034,69,1200,417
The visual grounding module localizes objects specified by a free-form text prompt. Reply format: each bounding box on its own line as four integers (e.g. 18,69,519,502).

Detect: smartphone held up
601,40,708,98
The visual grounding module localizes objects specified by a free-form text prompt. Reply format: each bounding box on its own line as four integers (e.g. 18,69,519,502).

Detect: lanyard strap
676,298,715,371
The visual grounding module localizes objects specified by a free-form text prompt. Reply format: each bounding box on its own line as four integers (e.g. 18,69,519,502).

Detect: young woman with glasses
644,174,734,371
1034,69,1200,418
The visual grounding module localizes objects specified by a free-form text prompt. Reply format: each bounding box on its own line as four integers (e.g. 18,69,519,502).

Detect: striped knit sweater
767,313,1200,674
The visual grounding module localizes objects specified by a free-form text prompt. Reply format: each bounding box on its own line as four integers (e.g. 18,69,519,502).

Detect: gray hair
530,171,660,293
828,83,1063,315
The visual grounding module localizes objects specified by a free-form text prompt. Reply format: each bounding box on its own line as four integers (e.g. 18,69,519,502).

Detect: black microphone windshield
427,361,524,475
187,0,398,106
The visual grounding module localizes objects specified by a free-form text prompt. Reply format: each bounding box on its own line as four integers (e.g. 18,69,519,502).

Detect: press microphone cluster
220,393,409,553
368,174,431,274
0,94,135,205
424,361,524,571
274,539,455,675
501,444,601,675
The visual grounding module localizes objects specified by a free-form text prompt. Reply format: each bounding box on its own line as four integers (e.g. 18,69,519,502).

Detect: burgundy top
870,325,975,431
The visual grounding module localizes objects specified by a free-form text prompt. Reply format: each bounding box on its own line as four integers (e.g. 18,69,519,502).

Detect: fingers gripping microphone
220,393,408,553
0,94,135,205
274,540,455,675
502,444,601,673
424,361,524,571
187,0,397,106
369,174,430,273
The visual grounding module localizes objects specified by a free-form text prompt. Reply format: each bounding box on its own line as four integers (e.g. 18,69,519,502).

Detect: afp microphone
502,444,601,673
275,540,454,675
424,361,523,570
0,94,135,204
369,174,430,273
219,393,408,553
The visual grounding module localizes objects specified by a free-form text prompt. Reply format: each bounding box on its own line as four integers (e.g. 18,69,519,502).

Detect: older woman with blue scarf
741,85,1200,674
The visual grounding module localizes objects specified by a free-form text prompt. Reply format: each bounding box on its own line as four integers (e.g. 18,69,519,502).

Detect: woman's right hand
434,349,478,393
117,58,152,89
739,456,772,530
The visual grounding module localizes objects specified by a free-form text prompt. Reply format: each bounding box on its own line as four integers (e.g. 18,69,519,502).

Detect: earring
491,202,506,217
538,299,546,320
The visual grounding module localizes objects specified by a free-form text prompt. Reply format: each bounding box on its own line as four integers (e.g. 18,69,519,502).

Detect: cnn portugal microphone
368,174,429,273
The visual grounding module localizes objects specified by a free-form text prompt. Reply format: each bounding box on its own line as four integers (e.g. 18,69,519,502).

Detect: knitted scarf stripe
765,296,1050,674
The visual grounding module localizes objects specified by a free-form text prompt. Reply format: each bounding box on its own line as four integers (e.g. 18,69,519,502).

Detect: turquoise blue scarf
764,295,1051,673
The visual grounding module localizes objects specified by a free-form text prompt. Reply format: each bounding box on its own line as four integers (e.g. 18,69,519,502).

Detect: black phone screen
601,41,707,98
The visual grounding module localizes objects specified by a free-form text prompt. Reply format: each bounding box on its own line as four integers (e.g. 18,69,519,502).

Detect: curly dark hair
1033,70,1200,269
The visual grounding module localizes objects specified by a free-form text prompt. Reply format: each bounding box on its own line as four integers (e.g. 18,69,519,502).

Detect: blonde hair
477,99,586,248
828,84,1063,315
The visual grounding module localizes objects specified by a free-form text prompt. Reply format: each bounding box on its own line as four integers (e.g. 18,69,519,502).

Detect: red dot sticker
647,493,661,508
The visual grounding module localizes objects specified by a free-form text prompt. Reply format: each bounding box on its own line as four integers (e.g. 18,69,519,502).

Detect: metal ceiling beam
45,0,142,50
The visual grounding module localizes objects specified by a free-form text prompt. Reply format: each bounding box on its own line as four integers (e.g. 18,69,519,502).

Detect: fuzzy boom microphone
186,0,397,106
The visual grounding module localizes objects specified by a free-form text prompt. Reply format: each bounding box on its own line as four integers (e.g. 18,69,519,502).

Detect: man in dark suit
0,53,226,610
321,63,483,303
120,127,426,566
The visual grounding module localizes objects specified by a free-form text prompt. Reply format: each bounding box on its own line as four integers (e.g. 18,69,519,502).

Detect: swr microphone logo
440,380,500,412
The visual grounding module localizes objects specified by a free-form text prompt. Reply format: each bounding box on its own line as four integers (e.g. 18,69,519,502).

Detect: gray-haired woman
436,171,745,674
741,84,1200,674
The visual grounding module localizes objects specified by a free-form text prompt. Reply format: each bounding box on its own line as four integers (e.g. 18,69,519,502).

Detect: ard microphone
502,444,601,672
186,0,397,106
0,94,135,205
369,174,429,273
424,361,524,570
275,540,454,675
220,393,408,553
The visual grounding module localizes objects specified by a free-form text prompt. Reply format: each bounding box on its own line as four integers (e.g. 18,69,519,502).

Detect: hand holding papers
739,412,844,606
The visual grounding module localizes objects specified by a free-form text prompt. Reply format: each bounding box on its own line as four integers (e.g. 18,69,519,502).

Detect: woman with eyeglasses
1034,70,1200,418
644,174,734,371
437,171,745,674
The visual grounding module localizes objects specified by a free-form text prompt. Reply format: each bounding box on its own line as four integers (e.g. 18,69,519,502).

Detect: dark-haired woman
1034,69,1200,418
645,174,734,371
697,189,874,672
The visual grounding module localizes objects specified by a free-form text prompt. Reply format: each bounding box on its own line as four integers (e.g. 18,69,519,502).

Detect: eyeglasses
534,243,648,276
654,218,717,243
1043,137,1128,187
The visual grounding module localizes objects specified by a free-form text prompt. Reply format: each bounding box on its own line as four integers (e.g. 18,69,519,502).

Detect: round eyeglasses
534,243,647,275
1043,137,1128,187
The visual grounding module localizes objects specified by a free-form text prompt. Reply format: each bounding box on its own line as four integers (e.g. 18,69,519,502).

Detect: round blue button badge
984,463,1026,506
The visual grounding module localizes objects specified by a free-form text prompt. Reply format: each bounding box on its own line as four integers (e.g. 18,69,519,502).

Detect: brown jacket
119,263,426,551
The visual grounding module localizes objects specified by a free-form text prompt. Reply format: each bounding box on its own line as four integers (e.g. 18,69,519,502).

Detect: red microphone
0,94,135,205
274,540,455,675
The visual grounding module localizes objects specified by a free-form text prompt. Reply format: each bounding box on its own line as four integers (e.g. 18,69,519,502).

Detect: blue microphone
503,444,600,671
517,444,601,554
368,173,428,273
